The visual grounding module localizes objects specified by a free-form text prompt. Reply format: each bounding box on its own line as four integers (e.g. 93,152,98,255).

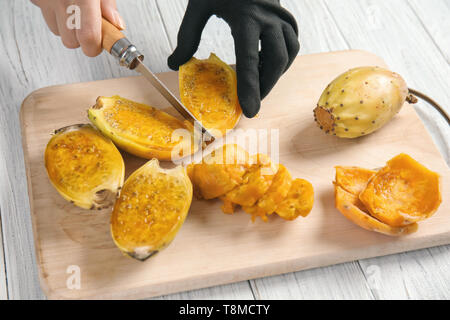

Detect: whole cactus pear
314,67,414,138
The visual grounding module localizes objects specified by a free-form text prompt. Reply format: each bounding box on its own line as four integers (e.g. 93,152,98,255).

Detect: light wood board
20,50,450,299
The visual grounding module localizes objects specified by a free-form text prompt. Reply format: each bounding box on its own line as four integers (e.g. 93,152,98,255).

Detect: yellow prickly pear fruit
88,96,198,161
45,124,125,210
111,159,193,261
314,67,414,138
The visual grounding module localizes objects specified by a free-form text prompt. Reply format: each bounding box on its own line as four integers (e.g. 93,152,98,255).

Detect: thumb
168,1,211,70
101,0,126,30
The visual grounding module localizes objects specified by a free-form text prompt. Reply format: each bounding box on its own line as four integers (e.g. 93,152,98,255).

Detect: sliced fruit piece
360,154,442,227
243,164,292,221
335,166,376,195
88,96,198,161
111,159,193,261
44,124,124,210
179,53,242,136
222,154,277,208
335,186,418,236
188,144,251,199
275,179,314,221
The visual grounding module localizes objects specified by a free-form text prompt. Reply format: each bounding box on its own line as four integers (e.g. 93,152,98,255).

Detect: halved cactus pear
44,124,125,210
314,67,412,138
179,53,242,136
88,96,198,161
111,159,193,261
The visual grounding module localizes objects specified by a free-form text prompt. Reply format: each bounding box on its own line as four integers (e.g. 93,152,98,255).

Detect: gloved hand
168,0,300,118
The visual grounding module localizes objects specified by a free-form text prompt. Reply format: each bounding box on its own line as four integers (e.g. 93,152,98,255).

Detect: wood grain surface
20,50,450,299
0,0,449,300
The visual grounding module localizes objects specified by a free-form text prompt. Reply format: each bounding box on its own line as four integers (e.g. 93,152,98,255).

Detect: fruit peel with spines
314,67,410,138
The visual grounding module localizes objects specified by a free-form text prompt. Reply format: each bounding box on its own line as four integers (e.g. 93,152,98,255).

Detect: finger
56,1,80,49
282,23,300,72
167,1,211,70
259,27,289,100
75,0,103,57
40,7,59,36
233,22,261,118
101,0,126,30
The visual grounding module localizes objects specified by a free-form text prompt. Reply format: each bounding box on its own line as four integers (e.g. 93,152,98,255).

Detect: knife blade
101,18,214,142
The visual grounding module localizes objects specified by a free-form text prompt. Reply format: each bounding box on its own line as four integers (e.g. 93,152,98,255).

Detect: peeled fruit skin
335,166,377,195
88,96,197,161
334,154,441,236
335,186,418,236
44,124,125,210
111,159,193,261
314,67,409,138
179,53,242,136
360,154,442,227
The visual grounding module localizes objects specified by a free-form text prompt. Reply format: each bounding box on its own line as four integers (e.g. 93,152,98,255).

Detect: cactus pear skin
314,67,409,138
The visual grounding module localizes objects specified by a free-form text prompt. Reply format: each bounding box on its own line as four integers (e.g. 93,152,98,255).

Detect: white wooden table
0,0,449,300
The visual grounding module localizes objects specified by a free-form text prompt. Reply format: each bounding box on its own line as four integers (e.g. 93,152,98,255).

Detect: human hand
31,0,126,57
168,0,300,118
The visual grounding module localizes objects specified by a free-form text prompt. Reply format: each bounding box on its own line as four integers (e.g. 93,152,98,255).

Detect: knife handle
102,18,125,53
101,18,143,70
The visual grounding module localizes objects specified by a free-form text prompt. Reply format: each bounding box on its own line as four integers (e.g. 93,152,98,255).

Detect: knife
101,18,214,142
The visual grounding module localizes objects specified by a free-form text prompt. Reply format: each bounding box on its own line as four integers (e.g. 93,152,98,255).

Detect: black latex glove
168,0,300,118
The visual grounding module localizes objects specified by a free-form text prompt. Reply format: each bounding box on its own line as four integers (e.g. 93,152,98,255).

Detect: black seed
337,117,341,120
372,121,376,124
355,117,359,120
360,100,364,104
320,126,323,130
340,104,344,107
361,132,365,135
326,102,329,105
345,128,349,132
341,89,345,93
327,91,330,95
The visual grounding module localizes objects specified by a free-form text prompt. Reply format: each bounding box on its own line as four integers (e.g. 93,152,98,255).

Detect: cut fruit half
88,96,198,161
179,53,242,136
44,124,125,210
111,159,193,261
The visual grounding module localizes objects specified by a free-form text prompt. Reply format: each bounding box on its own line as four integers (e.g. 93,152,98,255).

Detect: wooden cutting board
20,50,450,299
